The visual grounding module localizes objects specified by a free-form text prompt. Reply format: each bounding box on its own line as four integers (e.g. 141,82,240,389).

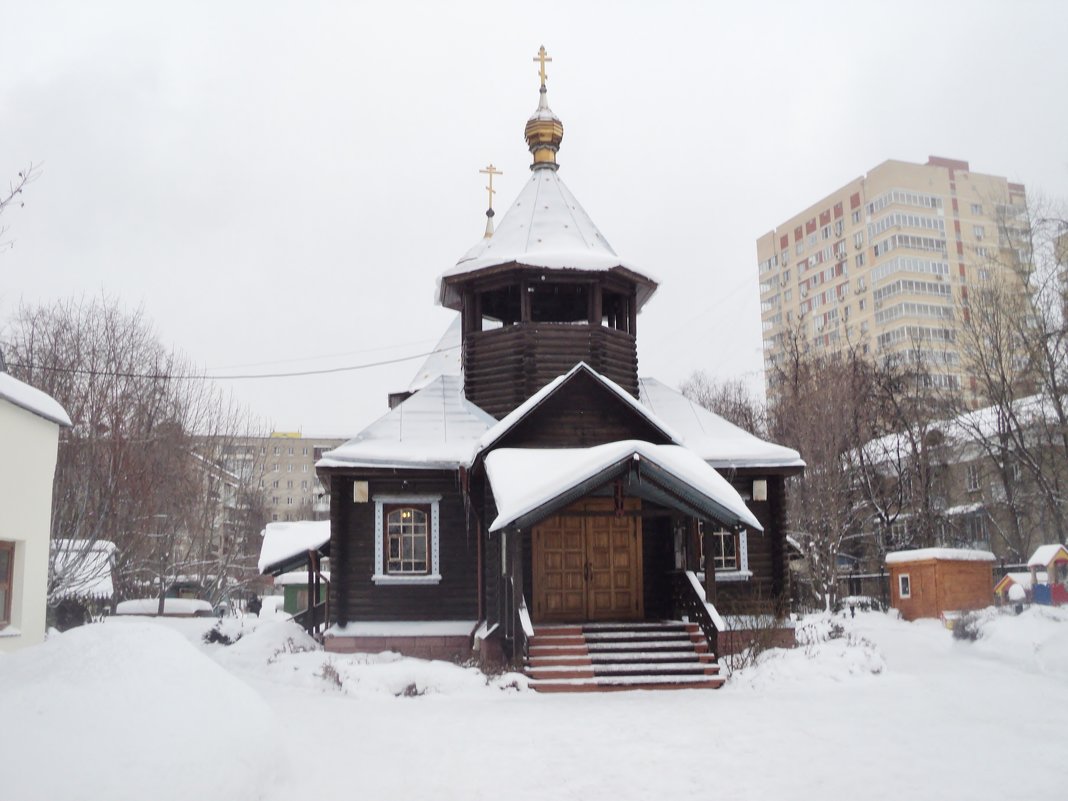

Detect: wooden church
312,49,804,690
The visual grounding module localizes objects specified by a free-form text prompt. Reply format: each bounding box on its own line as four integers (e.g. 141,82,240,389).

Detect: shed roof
258,520,331,576
885,547,996,565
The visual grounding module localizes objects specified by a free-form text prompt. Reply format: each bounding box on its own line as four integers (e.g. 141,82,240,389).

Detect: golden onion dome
525,46,563,171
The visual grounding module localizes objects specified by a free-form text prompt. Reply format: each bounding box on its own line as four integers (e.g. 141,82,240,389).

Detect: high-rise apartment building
757,156,1028,402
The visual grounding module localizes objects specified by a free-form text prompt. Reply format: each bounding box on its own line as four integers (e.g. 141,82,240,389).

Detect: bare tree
2,295,268,608
0,164,40,252
769,331,874,610
680,370,766,435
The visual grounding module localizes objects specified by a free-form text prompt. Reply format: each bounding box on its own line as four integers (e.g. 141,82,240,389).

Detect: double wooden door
532,499,643,622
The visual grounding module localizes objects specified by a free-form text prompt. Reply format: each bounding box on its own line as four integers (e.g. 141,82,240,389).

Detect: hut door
532,500,643,622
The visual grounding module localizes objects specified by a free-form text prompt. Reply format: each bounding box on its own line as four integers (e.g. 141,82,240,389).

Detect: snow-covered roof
944,502,984,516
477,362,681,453
637,377,804,470
439,168,658,310
859,394,1050,465
51,539,116,600
995,572,1041,591
258,520,331,575
0,371,72,427
318,376,497,470
485,440,762,533
885,547,996,565
408,316,463,393
1028,543,1068,568
274,570,331,586
115,598,213,616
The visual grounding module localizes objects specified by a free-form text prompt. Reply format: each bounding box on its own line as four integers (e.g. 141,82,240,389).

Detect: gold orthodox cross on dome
533,45,552,88
479,163,502,212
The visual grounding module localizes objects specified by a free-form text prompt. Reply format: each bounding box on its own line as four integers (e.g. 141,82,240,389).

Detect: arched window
386,506,428,575
373,495,442,585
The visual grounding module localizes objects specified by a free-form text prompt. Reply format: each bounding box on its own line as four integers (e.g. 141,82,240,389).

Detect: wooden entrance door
532,499,643,622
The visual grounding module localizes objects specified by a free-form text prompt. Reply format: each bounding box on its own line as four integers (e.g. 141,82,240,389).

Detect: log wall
464,323,638,419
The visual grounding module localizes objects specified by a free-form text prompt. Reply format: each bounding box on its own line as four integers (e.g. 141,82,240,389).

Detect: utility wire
10,345,460,381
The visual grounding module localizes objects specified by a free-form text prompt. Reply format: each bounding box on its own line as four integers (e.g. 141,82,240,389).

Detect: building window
852,209,861,225
288,447,294,456
301,480,308,489
698,523,750,581
272,480,279,489
0,541,13,628
273,464,279,472
973,225,985,240
966,464,981,492
302,446,308,456
303,464,308,473
898,574,911,599
273,446,280,455
373,494,442,585
287,480,293,489
286,497,293,506
287,464,293,473
970,203,983,215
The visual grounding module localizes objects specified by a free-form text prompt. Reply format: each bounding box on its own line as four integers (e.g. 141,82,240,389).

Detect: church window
373,494,442,585
530,281,588,323
697,522,751,581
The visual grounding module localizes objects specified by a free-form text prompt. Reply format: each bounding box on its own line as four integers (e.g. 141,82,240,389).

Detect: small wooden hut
885,548,995,621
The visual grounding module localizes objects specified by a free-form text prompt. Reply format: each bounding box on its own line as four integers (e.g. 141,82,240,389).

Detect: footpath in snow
1,607,1066,801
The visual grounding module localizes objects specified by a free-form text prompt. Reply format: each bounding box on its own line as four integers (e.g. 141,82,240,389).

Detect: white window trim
899,573,911,599
373,494,442,585
698,528,751,582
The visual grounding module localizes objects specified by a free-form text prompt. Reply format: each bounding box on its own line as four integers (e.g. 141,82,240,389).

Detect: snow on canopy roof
318,375,497,470
477,362,681,453
51,539,116,600
637,377,804,470
1028,543,1068,568
438,168,658,310
258,520,330,575
885,547,995,565
407,316,462,393
0,371,72,427
485,440,762,533
274,570,331,586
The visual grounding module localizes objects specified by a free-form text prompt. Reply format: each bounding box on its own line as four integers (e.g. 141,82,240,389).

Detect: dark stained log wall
465,323,638,419
326,471,478,625
492,370,672,450
716,474,789,615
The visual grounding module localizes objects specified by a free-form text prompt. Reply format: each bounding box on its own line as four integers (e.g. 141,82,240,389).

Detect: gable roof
0,372,72,427
1028,543,1068,568
485,440,762,533
317,375,497,471
638,377,804,470
476,362,681,454
438,168,658,310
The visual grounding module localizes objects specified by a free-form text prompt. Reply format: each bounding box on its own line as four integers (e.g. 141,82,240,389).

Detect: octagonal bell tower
437,48,659,419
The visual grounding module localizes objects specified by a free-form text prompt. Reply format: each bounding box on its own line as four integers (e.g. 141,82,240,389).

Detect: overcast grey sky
2,0,1066,436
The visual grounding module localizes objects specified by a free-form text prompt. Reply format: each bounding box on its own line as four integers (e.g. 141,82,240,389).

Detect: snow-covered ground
2,607,1066,801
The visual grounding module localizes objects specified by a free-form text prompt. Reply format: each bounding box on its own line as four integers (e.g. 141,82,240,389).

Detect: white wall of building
0,400,61,652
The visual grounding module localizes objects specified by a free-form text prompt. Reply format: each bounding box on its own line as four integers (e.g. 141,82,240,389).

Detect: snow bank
962,605,1068,679
727,614,885,691
0,622,283,801
213,620,526,697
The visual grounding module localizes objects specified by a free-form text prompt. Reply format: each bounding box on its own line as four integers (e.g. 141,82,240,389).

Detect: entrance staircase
525,621,724,692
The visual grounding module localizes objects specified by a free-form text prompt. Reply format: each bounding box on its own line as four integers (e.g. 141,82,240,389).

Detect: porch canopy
484,440,762,533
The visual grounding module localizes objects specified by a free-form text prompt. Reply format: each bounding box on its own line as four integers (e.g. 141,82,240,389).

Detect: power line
10,345,460,381
205,336,444,370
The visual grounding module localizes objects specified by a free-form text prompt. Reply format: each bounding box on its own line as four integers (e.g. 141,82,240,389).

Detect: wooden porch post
702,525,718,606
